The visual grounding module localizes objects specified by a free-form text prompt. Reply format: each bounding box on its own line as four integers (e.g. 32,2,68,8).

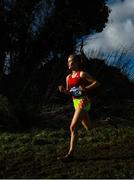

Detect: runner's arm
58,76,70,94
80,71,100,92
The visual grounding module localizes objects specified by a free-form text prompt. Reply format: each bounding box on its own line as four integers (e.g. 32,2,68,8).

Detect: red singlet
68,71,81,89
68,71,91,111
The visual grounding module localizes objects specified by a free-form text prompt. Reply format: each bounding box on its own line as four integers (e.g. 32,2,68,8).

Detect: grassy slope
1,44,134,178
0,113,134,179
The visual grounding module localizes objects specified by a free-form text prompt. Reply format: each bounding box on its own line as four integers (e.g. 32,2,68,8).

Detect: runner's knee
70,124,77,134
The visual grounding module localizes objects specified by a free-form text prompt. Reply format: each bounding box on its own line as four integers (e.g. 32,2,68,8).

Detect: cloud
82,0,134,54
78,0,134,81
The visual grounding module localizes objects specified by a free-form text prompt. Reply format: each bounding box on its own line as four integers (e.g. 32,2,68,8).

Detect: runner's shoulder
80,71,87,77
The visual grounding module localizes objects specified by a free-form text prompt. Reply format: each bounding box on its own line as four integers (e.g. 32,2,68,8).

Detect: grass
0,120,134,179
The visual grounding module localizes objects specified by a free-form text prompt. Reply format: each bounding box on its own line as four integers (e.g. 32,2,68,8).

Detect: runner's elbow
95,81,100,87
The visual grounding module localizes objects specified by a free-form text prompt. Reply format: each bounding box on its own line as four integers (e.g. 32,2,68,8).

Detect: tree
38,0,110,55
0,0,110,129
0,0,110,99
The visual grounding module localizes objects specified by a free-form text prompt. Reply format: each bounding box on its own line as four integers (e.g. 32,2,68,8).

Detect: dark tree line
0,0,110,129
39,0,110,55
0,0,110,70
0,0,110,99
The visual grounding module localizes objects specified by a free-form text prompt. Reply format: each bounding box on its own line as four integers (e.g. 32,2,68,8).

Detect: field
0,102,134,179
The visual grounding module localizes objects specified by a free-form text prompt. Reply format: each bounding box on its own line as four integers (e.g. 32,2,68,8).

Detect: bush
0,95,19,131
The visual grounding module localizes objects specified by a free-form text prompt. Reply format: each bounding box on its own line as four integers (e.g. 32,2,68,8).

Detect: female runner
58,54,99,160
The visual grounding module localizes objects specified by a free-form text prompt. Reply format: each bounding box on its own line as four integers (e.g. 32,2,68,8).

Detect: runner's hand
58,85,66,93
79,86,86,93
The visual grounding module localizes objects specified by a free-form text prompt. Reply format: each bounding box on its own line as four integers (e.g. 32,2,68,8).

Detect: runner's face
67,57,77,70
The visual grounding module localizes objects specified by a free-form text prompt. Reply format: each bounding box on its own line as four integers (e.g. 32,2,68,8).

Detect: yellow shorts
73,96,91,112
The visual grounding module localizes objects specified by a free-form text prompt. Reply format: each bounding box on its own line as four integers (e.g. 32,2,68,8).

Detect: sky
77,0,134,81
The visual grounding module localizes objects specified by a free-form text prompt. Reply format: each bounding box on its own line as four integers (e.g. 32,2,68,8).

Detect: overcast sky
79,0,134,81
